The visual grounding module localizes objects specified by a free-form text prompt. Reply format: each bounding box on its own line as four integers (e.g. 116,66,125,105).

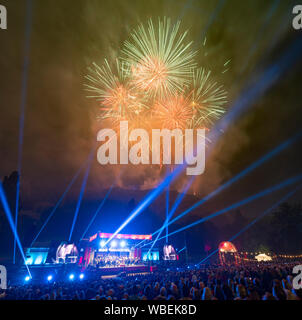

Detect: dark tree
0,171,19,262
268,202,302,253
236,202,302,254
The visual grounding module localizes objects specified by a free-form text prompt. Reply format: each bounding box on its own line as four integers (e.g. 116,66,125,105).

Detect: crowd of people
1,262,301,300
94,255,141,268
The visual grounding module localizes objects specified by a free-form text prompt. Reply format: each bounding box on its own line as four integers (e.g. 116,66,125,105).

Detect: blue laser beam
166,185,169,244
14,0,34,264
80,185,114,241
199,0,227,43
162,178,194,231
30,157,89,247
140,131,302,248
104,34,302,244
104,172,177,246
0,183,31,276
163,11,301,236
260,9,294,66
197,184,302,265
68,148,95,242
163,131,302,230
178,246,187,254
146,223,165,255
140,178,194,251
240,0,281,75
148,173,302,245
103,0,227,246
80,167,125,241
136,178,194,248
208,36,302,153
177,0,195,20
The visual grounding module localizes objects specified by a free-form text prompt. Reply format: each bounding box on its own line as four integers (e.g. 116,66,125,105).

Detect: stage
15,263,157,284
96,264,156,275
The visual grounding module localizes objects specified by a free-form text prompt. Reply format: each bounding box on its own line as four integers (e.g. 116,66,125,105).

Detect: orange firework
154,94,193,130
85,59,148,123
131,57,168,94
101,84,143,121
103,84,133,109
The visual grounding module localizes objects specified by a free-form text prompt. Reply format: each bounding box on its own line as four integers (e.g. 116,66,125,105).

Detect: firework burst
153,94,193,130
122,17,197,98
189,68,227,128
84,59,147,124
85,18,229,162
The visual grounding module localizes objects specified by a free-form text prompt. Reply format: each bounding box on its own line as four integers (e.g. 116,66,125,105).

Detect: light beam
197,184,302,265
141,178,194,251
146,173,302,245
14,0,33,264
104,33,302,244
0,183,31,277
80,185,114,240
30,157,89,247
68,147,95,241
161,131,302,231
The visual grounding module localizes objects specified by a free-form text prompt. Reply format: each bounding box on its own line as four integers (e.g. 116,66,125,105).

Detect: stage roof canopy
89,232,152,242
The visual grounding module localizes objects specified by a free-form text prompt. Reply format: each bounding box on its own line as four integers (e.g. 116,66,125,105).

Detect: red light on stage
93,232,152,241
89,233,97,242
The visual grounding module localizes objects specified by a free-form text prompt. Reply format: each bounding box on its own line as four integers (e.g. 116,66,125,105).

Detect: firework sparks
189,68,227,128
85,18,228,164
84,59,147,123
153,94,193,130
122,17,197,98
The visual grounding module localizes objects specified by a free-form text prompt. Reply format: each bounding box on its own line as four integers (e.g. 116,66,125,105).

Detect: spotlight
25,276,31,282
100,240,106,248
120,240,127,248
110,240,117,248
69,274,75,280
47,275,53,282
79,273,84,280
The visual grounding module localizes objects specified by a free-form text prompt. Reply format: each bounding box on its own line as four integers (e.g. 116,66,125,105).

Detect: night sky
0,0,302,254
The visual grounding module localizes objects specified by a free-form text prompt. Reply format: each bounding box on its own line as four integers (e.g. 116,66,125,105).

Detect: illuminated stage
18,232,160,284
24,232,160,275
81,232,159,268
